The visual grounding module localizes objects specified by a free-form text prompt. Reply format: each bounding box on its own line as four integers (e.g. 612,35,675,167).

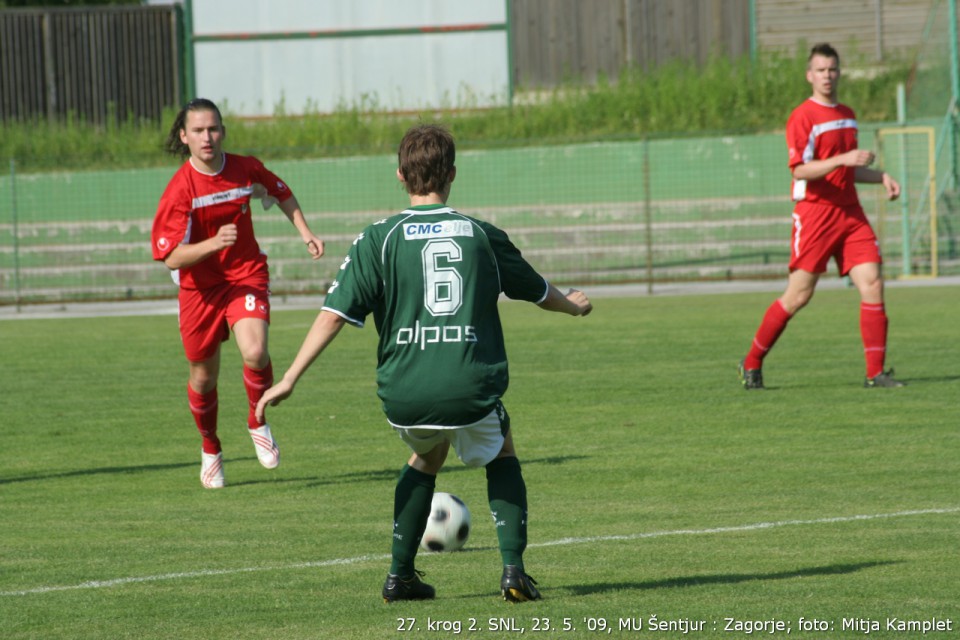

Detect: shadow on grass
1,454,588,487
748,373,960,391
0,456,257,486
0,461,197,485
303,454,590,488
565,560,900,595
449,561,903,602
894,374,960,384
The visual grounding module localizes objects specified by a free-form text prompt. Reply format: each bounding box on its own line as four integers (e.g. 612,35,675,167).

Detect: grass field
2,285,958,639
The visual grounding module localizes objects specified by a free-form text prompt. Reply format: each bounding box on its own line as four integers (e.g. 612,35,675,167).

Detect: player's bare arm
277,195,325,259
254,310,347,422
791,149,875,182
881,172,901,199
855,166,901,200
162,223,238,270
537,285,593,316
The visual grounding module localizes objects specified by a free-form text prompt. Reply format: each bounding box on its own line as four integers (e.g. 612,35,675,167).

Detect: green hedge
1,50,909,173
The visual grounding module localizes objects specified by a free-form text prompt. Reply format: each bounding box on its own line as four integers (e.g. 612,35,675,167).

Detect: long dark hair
164,98,223,159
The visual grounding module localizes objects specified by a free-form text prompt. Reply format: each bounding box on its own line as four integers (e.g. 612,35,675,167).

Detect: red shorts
178,274,271,362
789,202,881,276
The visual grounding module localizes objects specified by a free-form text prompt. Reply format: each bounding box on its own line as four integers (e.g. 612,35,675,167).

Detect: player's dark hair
164,98,224,159
808,43,840,65
398,124,456,196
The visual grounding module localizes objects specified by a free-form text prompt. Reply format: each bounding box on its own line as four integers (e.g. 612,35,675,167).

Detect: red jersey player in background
152,98,325,488
738,43,904,390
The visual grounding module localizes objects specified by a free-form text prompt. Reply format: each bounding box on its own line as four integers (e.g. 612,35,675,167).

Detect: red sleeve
151,171,190,262
250,157,294,202
785,105,810,171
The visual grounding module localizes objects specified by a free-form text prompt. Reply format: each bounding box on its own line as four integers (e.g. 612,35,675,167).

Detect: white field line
533,507,960,547
0,554,392,598
3,507,957,597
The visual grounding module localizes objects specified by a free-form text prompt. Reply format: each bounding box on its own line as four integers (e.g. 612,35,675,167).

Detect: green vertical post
183,0,197,100
950,0,959,101
748,0,758,64
950,0,959,189
504,0,514,105
895,85,912,276
643,137,654,294
9,159,22,311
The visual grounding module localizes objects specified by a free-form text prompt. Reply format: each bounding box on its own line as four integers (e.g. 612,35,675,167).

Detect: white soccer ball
420,492,471,552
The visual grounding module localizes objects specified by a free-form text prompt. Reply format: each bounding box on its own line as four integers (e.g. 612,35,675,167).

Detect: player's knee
858,276,884,301
796,289,814,309
188,367,217,392
240,345,269,369
781,289,813,314
410,442,449,474
410,454,445,475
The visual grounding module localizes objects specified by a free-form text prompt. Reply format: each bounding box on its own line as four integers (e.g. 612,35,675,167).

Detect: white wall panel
188,0,509,116
192,0,505,32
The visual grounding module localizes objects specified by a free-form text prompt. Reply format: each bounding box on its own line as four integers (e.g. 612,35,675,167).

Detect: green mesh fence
906,0,954,122
10,125,956,307
897,0,960,277
876,125,942,278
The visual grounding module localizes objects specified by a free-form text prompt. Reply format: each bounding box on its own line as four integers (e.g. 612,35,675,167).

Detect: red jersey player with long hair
152,98,324,488
738,43,904,390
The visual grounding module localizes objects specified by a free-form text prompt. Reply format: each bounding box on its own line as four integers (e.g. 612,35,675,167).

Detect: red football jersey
152,154,293,290
786,98,860,206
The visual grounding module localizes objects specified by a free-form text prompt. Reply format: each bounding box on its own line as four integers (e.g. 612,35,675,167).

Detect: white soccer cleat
249,424,280,469
200,451,225,489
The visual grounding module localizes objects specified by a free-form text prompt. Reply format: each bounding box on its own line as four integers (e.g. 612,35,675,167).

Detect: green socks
390,464,436,576
486,456,528,569
389,457,529,575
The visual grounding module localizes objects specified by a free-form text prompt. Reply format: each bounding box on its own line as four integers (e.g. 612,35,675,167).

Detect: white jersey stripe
810,118,857,140
321,305,364,328
192,186,254,210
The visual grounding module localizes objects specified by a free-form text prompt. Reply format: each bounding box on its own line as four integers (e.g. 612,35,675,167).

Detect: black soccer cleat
738,360,765,390
501,565,542,603
382,570,436,603
864,369,905,388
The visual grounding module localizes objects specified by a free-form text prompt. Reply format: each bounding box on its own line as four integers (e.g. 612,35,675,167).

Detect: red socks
744,299,792,370
187,385,220,454
745,299,888,377
186,362,272,455
860,303,888,379
243,361,273,428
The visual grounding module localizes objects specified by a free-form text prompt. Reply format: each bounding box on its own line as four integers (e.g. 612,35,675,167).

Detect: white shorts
392,405,509,468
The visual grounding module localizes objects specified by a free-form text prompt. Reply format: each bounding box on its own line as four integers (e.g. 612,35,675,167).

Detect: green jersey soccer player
256,124,592,603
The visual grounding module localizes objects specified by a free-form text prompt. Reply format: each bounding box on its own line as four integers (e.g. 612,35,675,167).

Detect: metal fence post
643,136,653,294
10,158,22,311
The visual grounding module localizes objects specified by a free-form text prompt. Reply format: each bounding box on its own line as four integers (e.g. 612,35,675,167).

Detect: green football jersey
322,204,548,426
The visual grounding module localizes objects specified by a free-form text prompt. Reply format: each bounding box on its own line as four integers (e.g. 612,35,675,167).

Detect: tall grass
1,50,908,173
